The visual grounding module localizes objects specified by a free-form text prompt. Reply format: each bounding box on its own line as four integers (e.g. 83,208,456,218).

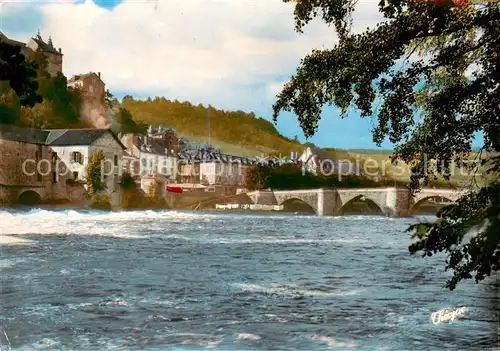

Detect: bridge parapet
255,187,464,217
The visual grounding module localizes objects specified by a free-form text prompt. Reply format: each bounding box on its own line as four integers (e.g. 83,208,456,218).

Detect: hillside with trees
119,96,302,157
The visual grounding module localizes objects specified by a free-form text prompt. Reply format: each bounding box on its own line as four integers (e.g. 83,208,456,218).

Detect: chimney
127,133,135,151
98,72,101,78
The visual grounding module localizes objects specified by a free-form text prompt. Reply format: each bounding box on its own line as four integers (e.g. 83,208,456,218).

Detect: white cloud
4,0,382,112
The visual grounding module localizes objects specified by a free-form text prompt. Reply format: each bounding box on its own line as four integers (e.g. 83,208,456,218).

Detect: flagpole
207,104,211,147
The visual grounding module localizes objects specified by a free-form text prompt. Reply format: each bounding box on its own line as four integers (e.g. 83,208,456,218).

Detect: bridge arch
338,194,385,215
410,195,455,214
280,197,317,214
337,191,390,215
275,192,319,215
17,190,42,206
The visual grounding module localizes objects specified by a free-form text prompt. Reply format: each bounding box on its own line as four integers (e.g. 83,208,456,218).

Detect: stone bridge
0,183,48,205
247,187,464,217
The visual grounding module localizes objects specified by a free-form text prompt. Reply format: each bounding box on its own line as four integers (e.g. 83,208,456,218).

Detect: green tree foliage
0,42,42,108
120,171,137,190
85,151,107,197
44,73,81,124
273,0,500,290
113,107,147,135
245,164,274,190
27,49,83,128
104,89,118,109
0,89,21,124
20,101,53,128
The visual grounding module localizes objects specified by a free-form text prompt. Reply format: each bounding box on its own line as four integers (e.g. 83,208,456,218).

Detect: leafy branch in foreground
273,0,500,289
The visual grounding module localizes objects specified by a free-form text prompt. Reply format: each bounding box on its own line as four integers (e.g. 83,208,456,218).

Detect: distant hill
120,96,302,157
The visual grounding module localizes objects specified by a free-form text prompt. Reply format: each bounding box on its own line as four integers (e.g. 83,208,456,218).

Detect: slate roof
0,125,125,148
68,72,102,84
0,124,49,145
178,147,258,165
135,135,176,156
31,35,61,55
45,129,107,146
45,128,125,148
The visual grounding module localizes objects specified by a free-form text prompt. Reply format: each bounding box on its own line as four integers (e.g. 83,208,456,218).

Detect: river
0,209,498,350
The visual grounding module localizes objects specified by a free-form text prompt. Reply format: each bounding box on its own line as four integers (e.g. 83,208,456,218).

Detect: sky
0,0,481,150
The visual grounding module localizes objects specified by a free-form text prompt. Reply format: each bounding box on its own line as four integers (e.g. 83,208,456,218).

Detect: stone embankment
215,204,284,212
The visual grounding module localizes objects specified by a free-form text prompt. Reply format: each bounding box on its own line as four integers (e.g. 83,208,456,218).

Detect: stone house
47,128,126,205
178,148,257,195
67,72,110,129
67,72,105,102
0,31,63,77
121,133,178,181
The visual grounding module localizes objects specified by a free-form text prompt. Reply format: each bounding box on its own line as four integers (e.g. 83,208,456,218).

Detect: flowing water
0,209,498,351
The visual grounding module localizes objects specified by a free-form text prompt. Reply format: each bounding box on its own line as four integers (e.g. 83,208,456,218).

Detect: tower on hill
0,30,63,77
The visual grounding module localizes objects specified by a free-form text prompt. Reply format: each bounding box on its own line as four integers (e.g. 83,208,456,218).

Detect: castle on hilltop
0,30,63,77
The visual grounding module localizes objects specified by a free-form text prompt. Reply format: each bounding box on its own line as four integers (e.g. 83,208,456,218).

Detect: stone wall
46,52,63,77
248,190,278,206
0,139,45,188
0,139,85,204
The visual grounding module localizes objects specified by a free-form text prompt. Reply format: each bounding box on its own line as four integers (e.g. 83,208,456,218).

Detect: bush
90,195,111,211
120,172,137,190
85,151,106,196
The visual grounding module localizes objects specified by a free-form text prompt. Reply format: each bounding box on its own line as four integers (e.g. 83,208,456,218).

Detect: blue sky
0,0,482,150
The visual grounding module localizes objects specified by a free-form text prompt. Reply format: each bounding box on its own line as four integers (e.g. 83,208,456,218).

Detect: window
73,171,79,180
141,158,147,167
52,171,57,183
72,151,83,164
114,154,118,166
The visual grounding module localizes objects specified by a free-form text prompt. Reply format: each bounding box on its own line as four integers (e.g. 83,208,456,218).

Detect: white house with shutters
45,129,126,201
